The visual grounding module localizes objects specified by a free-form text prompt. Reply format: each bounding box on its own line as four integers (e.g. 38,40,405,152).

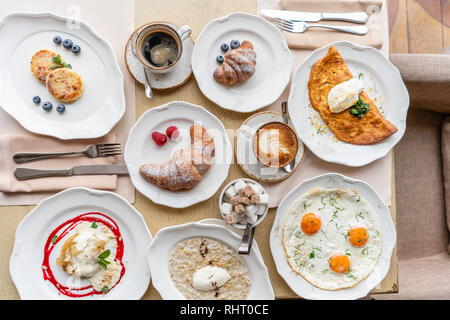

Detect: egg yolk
348,226,368,247
301,212,322,235
329,252,350,274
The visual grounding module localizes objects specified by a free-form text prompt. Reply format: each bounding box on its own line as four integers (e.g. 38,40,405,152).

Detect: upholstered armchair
374,53,450,299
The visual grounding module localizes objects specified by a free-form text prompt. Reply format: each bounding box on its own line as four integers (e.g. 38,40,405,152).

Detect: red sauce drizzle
42,212,125,298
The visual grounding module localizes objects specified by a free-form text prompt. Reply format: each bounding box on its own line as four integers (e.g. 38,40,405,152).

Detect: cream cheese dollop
328,78,364,113
192,266,231,291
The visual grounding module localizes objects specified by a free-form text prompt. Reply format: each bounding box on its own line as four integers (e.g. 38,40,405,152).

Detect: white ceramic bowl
146,221,274,300
219,178,269,230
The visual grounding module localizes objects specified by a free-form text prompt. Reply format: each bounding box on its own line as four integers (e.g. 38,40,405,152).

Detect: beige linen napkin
278,0,383,49
0,134,118,193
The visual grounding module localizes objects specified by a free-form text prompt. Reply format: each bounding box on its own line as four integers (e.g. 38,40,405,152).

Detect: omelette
308,46,397,145
282,188,383,291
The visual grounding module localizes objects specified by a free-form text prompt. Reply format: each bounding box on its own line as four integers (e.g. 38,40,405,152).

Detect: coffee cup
252,121,299,168
132,22,191,74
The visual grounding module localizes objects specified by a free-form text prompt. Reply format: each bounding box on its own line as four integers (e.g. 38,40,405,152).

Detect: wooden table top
0,0,398,299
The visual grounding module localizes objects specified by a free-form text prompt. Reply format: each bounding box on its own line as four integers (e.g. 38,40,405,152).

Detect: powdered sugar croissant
139,125,215,191
213,40,256,86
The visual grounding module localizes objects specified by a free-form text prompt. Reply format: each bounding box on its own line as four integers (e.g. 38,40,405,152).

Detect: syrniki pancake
308,46,398,145
46,67,84,102
30,49,58,82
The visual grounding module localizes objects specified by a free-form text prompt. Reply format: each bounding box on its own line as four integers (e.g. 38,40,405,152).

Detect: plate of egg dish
270,173,396,299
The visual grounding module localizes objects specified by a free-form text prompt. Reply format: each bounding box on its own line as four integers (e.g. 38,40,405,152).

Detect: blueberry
216,55,224,64
53,36,62,45
32,96,41,104
230,40,240,49
220,43,229,52
62,39,73,49
42,102,52,111
56,104,66,113
71,45,81,54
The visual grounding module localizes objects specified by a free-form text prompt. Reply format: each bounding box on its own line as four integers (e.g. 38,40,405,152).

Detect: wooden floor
389,0,450,54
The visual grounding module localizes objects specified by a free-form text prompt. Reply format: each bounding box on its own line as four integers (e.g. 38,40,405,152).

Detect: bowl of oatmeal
146,221,274,300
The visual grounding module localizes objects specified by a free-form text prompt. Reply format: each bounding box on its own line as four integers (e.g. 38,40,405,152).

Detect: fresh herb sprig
349,97,370,118
97,249,111,270
50,54,72,70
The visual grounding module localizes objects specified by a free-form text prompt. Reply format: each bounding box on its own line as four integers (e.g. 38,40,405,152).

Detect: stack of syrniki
31,49,83,102
139,125,215,191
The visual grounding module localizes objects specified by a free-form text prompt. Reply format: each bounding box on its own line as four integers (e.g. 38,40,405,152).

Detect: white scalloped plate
0,12,125,140
288,41,409,167
270,173,396,300
9,187,152,300
146,221,274,300
192,12,292,112
124,101,232,208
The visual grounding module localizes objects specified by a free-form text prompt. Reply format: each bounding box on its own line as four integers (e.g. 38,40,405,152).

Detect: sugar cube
234,204,246,215
234,180,247,192
251,183,264,195
221,202,232,215
247,213,258,225
245,204,257,216
225,185,237,198
241,185,256,198
259,193,269,204
224,214,238,225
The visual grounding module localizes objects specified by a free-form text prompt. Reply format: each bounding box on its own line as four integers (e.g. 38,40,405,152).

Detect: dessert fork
13,143,122,164
274,18,368,35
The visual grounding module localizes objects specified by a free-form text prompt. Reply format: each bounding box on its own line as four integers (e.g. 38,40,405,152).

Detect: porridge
168,237,251,299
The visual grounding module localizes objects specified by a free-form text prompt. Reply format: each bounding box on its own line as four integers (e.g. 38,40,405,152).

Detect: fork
274,18,368,35
13,143,122,164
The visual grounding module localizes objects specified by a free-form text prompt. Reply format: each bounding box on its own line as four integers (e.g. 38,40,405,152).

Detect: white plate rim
270,172,397,300
9,187,152,300
0,11,126,140
146,220,275,300
124,100,232,208
192,12,292,113
288,41,409,167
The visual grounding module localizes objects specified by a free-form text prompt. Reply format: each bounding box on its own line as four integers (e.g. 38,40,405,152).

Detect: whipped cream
192,266,231,291
328,78,364,113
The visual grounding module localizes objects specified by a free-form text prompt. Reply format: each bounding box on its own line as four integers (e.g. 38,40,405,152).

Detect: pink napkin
278,0,384,49
0,134,118,193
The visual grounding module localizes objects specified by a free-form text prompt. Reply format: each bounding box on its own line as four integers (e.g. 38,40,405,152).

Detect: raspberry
166,126,180,140
151,131,167,146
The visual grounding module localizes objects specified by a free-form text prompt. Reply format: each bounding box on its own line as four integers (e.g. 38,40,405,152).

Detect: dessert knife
261,9,368,24
14,165,129,180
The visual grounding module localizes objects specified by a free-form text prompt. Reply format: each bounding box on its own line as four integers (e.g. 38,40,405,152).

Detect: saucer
235,111,304,183
125,22,193,91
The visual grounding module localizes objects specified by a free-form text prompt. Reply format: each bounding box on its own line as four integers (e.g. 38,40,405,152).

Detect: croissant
213,40,256,86
139,125,215,191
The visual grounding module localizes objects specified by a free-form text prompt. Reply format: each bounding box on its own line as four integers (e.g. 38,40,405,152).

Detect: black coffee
142,32,178,68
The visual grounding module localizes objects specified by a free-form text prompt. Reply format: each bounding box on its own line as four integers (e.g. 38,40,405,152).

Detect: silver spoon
130,33,153,99
238,222,255,255
143,67,153,99
281,101,295,173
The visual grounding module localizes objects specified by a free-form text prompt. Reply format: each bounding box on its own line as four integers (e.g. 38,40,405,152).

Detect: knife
261,9,368,24
14,165,129,180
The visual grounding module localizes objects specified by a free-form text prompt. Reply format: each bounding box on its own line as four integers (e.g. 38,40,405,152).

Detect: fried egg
282,187,382,290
